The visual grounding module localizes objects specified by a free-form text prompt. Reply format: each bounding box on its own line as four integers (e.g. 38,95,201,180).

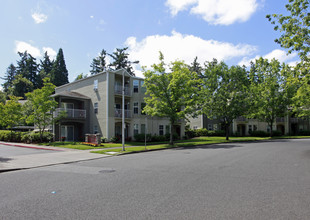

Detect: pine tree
90,49,107,75
50,48,69,87
108,47,139,76
16,51,39,89
2,64,16,93
189,57,203,77
38,51,54,88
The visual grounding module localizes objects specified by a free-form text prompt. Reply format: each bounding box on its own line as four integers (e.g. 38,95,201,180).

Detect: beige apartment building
189,114,310,136
52,69,185,141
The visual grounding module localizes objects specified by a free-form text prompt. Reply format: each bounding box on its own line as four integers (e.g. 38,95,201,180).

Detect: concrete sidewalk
0,142,110,172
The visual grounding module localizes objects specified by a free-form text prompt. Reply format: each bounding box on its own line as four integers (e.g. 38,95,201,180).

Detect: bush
101,137,108,143
250,130,269,137
21,132,54,143
272,130,283,137
299,130,310,136
110,136,120,143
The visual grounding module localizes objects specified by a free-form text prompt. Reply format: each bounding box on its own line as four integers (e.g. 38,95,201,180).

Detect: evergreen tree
2,64,16,93
108,47,139,76
90,49,107,75
9,75,33,99
189,57,203,77
16,51,39,89
50,48,69,87
38,51,54,88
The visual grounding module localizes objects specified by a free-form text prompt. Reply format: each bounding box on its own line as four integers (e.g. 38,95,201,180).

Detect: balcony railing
115,84,131,96
114,109,131,118
236,116,247,122
54,108,86,119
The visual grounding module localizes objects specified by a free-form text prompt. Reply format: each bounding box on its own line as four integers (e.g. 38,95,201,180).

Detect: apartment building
52,69,185,141
189,114,310,136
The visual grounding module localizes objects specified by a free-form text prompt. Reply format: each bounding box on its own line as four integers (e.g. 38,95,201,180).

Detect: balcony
115,84,131,96
114,109,131,118
236,116,247,122
54,108,86,119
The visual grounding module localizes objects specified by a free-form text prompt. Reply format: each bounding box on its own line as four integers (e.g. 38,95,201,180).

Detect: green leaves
143,53,202,144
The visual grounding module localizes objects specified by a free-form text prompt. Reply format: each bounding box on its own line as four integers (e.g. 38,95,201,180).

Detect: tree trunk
225,124,229,141
170,122,174,145
270,122,273,137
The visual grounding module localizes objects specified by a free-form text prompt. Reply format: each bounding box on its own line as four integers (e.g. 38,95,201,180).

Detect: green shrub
21,132,53,143
272,130,283,137
250,130,269,137
110,136,120,143
299,130,310,136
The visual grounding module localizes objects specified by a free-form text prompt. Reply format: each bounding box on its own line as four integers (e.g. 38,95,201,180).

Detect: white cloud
90,15,94,19
166,0,261,25
32,12,48,24
238,49,298,66
42,47,57,60
15,41,41,58
125,31,257,77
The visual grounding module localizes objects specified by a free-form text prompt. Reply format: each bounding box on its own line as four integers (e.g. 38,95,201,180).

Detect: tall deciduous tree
25,78,57,142
201,59,249,140
143,52,202,145
108,47,139,76
267,0,310,62
267,0,310,117
90,49,107,75
0,96,23,132
50,48,69,86
249,58,291,137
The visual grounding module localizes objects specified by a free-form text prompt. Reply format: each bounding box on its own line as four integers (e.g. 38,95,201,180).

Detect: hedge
0,130,53,143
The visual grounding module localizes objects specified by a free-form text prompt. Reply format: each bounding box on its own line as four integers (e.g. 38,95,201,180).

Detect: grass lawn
40,136,309,152
91,136,270,155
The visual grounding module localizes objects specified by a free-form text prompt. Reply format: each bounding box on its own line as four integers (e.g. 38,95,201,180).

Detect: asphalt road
1,139,310,220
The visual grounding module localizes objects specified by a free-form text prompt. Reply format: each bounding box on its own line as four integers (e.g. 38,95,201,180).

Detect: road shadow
0,157,12,163
174,144,244,150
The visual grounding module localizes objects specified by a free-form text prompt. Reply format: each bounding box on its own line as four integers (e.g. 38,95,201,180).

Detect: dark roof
52,91,90,100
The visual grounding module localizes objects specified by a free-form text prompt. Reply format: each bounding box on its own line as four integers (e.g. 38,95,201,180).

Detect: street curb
0,142,63,151
0,154,112,173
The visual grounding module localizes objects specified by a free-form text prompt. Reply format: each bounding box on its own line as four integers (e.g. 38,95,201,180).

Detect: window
267,126,271,133
134,124,139,135
134,102,139,114
248,125,252,133
94,79,98,91
94,102,98,114
94,125,98,134
133,80,139,93
165,125,170,134
253,125,257,131
141,81,146,94
208,124,213,131
193,126,198,130
141,124,146,134
159,125,164,136
141,103,146,115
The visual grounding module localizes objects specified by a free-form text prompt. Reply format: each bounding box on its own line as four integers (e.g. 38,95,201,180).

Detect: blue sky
0,0,298,86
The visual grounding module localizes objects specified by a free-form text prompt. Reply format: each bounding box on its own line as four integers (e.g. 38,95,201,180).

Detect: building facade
52,69,185,141
189,114,310,136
